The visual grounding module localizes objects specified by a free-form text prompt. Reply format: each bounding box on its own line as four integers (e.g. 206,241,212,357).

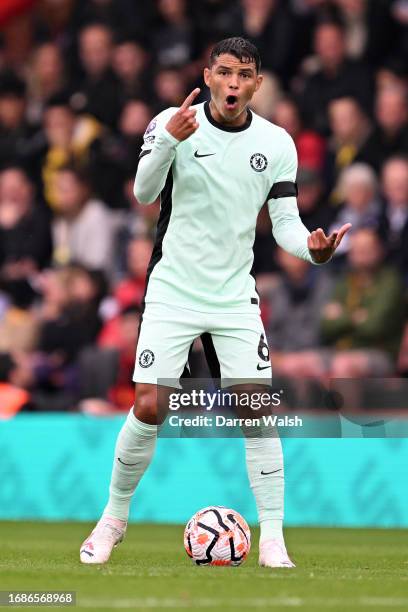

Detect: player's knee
133,384,159,424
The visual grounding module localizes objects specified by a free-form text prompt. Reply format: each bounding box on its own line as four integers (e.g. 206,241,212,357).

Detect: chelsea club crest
250,153,268,172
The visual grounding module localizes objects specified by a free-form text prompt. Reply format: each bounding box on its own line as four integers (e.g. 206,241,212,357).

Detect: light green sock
103,408,157,521
245,435,284,543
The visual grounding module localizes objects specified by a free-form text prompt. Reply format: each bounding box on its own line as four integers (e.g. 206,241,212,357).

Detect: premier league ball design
184,506,251,566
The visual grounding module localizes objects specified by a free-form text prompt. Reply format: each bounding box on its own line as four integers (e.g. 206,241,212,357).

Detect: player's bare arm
308,223,352,263
165,88,201,141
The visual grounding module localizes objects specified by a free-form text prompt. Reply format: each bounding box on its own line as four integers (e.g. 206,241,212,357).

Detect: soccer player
80,37,350,567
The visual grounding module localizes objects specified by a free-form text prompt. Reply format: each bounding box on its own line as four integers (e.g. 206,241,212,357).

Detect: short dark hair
210,37,261,73
57,164,90,187
45,92,73,111
0,70,26,98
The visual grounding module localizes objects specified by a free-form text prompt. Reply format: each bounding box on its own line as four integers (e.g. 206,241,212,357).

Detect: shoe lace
96,522,123,543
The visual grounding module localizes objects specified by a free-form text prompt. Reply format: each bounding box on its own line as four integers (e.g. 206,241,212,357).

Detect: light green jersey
134,101,314,313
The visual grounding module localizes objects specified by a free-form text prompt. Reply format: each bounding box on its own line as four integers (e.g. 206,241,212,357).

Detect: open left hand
307,223,352,264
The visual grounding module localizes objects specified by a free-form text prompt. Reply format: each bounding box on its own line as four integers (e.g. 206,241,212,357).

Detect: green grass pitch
1,522,407,611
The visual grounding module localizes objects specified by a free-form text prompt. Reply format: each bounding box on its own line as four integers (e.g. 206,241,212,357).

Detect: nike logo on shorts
257,364,271,371
261,469,282,475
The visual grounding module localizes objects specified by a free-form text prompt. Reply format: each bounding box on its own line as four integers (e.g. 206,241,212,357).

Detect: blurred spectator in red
0,352,31,418
298,20,373,134
274,97,326,172
380,156,408,281
0,1,36,71
328,163,382,259
0,0,35,27
79,304,141,414
153,0,194,69
358,86,408,172
26,43,66,128
326,96,371,195
52,166,115,275
69,23,121,128
100,304,140,409
0,166,52,307
113,235,153,310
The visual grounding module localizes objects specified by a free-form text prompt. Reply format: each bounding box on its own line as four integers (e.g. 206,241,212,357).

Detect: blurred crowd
0,0,407,415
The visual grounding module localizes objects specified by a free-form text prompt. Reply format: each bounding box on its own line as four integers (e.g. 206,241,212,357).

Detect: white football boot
259,538,296,568
80,516,127,564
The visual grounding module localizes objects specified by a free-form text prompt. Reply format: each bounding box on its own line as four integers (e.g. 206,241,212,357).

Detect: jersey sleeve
267,130,315,264
139,107,176,154
134,107,180,204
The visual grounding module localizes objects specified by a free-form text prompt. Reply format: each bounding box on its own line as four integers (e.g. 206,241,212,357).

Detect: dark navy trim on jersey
138,171,218,384
204,101,252,132
145,170,173,283
138,168,173,323
135,168,174,363
267,181,298,200
139,149,152,160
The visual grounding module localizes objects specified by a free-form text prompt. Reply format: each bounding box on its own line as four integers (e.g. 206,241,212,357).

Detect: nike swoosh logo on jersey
257,364,271,371
194,150,216,158
118,457,138,466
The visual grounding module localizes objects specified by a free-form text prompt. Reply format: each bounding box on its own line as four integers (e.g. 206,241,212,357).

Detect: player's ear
203,67,211,87
254,73,263,92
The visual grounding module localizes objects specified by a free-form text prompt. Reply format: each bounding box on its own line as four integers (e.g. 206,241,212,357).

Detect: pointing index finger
335,223,352,243
180,88,201,111
332,223,352,249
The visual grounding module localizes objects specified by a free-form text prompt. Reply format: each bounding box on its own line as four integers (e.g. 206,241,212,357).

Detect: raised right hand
165,88,200,141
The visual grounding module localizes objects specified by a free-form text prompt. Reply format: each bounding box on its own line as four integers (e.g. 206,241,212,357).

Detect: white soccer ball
184,506,251,566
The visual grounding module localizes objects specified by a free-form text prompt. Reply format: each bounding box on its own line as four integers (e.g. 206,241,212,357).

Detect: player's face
204,54,262,126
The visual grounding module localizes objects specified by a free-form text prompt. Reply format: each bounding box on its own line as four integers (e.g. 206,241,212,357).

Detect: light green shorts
133,302,272,387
